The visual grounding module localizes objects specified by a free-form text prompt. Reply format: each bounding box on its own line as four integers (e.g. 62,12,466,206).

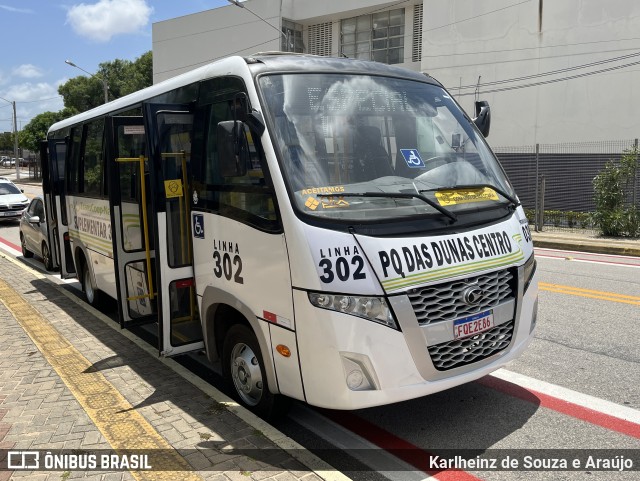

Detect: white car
0,177,29,222
19,195,54,271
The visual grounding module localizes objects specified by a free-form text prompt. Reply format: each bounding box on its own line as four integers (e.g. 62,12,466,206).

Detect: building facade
152,0,640,146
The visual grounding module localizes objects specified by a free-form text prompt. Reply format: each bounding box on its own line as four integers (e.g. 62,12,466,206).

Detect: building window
308,22,332,56
282,19,304,53
341,8,405,64
413,3,423,63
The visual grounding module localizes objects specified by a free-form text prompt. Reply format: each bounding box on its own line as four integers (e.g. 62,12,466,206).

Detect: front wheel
20,233,33,258
222,324,290,418
81,261,102,307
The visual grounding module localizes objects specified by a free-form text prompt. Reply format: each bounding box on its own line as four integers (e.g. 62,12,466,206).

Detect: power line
455,51,640,90
424,0,531,33
457,58,640,96
421,36,640,59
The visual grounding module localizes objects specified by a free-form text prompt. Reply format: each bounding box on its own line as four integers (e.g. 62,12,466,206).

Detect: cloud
67,0,153,42
0,5,34,14
12,64,44,79
0,82,65,131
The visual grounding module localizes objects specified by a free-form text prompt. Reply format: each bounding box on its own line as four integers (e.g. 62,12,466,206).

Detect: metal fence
494,140,640,234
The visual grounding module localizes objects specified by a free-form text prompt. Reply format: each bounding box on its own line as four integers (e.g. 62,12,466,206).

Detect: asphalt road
1,191,638,480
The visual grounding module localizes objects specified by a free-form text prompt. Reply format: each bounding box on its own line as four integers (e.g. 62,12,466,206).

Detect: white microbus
42,54,538,417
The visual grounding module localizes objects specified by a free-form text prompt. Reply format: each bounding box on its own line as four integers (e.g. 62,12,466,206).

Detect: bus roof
48,54,439,135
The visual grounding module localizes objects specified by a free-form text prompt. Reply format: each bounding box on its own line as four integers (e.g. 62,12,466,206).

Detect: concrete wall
152,0,284,82
152,0,421,82
422,0,640,145
152,0,640,146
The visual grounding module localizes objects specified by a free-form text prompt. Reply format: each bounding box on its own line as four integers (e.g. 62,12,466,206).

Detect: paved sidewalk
532,230,640,257
0,254,344,481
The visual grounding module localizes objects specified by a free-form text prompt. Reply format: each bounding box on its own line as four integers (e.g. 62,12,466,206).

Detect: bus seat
353,125,394,181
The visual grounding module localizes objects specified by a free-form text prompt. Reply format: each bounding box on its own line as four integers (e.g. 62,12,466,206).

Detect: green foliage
0,131,14,151
524,208,535,224
19,108,77,152
59,51,153,112
592,147,639,237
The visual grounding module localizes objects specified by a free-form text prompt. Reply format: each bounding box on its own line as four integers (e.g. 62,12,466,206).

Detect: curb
533,239,640,258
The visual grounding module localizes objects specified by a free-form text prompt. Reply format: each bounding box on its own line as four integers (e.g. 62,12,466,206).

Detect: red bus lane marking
322,409,483,481
0,236,21,252
478,375,640,439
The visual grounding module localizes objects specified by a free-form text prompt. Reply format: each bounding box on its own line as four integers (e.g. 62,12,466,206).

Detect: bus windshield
258,73,515,223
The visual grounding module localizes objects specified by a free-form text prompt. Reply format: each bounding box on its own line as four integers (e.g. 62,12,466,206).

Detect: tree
59,51,153,112
592,147,639,237
19,108,77,152
0,131,13,152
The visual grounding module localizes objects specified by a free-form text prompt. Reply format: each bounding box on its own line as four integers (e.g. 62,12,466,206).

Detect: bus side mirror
217,120,248,177
473,100,491,137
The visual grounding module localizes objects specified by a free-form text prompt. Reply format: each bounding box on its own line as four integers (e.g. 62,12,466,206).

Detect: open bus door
107,116,159,328
143,103,204,356
40,139,74,277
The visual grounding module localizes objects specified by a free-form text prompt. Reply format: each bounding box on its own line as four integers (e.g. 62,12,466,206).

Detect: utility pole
0,95,20,180
12,101,19,180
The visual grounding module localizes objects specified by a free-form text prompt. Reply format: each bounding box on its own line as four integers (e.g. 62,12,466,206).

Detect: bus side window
67,127,82,196
83,118,105,196
196,80,279,231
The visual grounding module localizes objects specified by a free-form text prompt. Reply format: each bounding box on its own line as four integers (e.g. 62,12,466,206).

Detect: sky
0,0,231,133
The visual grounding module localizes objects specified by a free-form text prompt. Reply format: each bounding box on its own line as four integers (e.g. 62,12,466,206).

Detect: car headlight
523,253,537,292
308,292,398,329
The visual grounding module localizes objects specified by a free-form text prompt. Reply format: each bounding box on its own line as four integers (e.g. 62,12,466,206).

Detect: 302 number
319,255,366,283
213,251,244,284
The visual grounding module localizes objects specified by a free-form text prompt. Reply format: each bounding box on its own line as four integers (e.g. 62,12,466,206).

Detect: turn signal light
276,344,291,357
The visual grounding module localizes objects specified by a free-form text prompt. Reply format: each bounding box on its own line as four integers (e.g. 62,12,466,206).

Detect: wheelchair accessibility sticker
400,149,425,168
193,214,204,239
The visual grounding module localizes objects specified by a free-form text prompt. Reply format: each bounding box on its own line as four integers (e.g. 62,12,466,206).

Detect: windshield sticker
304,195,350,210
377,230,524,291
320,196,349,209
435,187,499,206
400,149,425,168
300,185,345,196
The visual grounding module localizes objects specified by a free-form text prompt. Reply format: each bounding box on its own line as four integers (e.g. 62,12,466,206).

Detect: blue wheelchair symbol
400,149,425,168
193,214,204,239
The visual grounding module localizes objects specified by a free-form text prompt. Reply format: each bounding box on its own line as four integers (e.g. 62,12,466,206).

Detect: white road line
535,247,640,260
494,369,640,424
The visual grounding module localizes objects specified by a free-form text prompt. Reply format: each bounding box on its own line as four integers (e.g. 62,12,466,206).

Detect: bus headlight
523,253,537,292
308,292,398,329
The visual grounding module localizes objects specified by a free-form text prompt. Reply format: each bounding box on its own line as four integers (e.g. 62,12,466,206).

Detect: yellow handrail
115,155,154,301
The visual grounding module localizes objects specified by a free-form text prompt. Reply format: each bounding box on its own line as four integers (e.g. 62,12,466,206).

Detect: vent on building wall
413,3,423,62
308,22,332,56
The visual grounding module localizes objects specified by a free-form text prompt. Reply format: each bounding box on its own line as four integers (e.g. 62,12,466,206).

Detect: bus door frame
106,116,158,328
40,139,73,277
143,102,204,356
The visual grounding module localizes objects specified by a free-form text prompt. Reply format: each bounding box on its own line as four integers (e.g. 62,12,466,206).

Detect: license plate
0,211,18,216
454,310,494,339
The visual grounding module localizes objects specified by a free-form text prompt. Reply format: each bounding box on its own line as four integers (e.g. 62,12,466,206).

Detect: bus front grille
408,268,515,326
427,320,514,371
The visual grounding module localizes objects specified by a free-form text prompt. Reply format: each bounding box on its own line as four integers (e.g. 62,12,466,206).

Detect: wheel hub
230,343,263,406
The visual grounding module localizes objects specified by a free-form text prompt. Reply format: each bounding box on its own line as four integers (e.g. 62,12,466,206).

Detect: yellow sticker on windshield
435,187,499,206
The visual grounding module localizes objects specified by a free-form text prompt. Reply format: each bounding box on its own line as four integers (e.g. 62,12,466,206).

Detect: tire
222,324,290,419
81,261,102,307
20,233,34,258
42,242,53,271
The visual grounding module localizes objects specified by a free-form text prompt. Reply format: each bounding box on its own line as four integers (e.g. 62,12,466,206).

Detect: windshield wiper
419,184,519,208
318,192,457,222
